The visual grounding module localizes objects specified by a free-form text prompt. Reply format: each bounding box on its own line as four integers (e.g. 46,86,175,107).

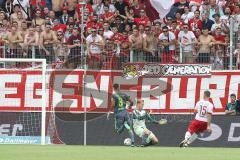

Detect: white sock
188,133,198,144
185,131,191,141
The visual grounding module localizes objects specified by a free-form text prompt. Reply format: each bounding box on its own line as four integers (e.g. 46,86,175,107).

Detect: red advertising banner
0,70,239,114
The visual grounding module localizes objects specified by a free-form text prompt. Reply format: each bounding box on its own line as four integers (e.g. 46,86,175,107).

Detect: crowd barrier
0,43,239,70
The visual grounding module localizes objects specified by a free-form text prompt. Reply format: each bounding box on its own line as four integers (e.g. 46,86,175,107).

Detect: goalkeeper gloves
158,119,167,125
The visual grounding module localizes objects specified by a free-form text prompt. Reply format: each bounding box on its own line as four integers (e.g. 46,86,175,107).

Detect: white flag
149,0,175,19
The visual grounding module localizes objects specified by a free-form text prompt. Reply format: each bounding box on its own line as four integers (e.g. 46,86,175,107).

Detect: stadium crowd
0,0,239,69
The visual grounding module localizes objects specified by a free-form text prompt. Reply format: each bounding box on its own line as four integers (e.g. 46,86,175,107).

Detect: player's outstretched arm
146,112,158,124
145,110,168,125
146,112,167,125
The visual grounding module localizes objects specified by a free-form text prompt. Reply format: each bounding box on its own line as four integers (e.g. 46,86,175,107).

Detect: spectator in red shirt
101,5,114,22
133,0,145,17
188,10,202,32
233,4,240,15
53,19,67,33
76,0,93,21
175,11,184,29
31,0,46,10
111,25,124,44
170,20,180,40
128,9,150,26
86,14,103,30
214,27,226,51
226,0,239,13
213,27,227,70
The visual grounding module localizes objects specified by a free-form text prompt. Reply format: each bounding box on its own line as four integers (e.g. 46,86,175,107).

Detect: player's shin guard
141,134,148,146
188,133,198,144
179,131,192,147
144,132,154,146
185,131,191,142
124,122,134,144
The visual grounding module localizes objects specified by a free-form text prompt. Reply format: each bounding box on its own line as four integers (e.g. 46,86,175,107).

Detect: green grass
0,145,239,160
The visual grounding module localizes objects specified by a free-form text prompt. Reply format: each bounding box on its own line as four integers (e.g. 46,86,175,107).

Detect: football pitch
0,145,239,160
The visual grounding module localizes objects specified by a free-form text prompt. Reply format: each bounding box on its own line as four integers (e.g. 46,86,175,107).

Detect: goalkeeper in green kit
133,99,167,146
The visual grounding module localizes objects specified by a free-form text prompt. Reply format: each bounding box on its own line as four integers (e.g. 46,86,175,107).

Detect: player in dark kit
108,83,135,146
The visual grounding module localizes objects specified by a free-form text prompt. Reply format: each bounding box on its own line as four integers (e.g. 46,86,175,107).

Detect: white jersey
132,109,147,129
195,100,213,122
159,31,176,50
86,34,103,54
178,31,196,52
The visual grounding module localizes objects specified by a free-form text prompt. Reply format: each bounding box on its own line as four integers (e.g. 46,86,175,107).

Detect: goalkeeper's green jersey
132,109,158,128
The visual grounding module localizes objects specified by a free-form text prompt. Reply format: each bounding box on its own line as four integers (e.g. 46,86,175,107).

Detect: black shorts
197,53,210,63
67,47,82,65
145,51,160,62
114,110,131,133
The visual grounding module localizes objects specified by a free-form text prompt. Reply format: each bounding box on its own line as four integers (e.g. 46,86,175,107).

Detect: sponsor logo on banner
0,124,23,136
0,136,50,144
122,63,212,78
198,123,222,141
228,123,240,142
199,123,240,142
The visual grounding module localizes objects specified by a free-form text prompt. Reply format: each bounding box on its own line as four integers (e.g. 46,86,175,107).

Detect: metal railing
0,24,239,71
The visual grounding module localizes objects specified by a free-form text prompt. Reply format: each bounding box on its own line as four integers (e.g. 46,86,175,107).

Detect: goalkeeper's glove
158,119,167,125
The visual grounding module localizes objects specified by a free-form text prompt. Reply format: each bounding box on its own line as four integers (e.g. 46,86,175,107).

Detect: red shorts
188,119,207,134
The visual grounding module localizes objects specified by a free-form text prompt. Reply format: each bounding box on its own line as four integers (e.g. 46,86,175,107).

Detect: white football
124,138,131,146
